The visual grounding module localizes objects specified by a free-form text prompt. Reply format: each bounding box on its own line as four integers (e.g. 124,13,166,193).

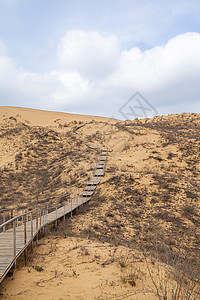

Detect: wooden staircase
0,149,107,283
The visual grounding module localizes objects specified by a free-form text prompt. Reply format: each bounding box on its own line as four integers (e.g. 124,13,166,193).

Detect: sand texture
0,107,199,299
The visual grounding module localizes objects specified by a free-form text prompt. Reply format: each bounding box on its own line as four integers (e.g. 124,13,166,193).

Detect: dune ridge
0,107,199,299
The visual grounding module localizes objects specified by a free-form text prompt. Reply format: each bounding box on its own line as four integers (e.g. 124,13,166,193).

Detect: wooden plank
87,178,101,185
83,185,96,191
81,191,94,197
0,149,107,281
94,169,104,176
99,156,106,161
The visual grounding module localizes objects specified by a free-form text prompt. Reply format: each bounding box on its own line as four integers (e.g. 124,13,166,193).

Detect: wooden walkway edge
0,149,107,283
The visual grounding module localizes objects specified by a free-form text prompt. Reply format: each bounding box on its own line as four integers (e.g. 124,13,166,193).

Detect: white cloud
58,30,119,80
0,31,200,117
0,54,17,96
15,70,91,110
99,32,200,116
112,32,200,91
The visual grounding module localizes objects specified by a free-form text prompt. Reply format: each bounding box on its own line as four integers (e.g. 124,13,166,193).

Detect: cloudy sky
0,0,200,119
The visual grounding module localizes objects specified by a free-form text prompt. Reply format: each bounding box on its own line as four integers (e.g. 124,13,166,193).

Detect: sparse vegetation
0,109,199,299
32,265,44,272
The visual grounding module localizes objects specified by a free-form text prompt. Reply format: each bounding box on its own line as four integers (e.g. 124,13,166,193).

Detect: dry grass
0,109,199,299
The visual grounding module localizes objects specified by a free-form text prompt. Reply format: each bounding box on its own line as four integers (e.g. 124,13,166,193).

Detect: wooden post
42,209,45,234
13,219,16,269
36,208,39,244
31,212,33,250
26,208,29,222
11,209,13,219
24,213,27,265
55,200,58,228
40,208,42,233
17,210,19,227
22,209,24,225
63,201,66,221
71,195,73,217
46,203,48,229
3,211,5,232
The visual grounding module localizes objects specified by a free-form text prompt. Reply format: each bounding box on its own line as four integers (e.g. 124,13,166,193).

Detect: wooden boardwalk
0,149,107,283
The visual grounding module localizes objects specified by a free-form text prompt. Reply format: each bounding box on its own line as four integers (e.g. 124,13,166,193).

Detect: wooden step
101,150,107,154
94,169,104,176
87,177,101,185
0,149,107,284
81,191,94,197
99,156,106,161
84,185,96,191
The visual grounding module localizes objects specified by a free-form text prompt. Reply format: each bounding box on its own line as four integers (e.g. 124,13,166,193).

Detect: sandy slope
0,107,115,127
0,108,199,299
0,107,115,209
2,236,161,300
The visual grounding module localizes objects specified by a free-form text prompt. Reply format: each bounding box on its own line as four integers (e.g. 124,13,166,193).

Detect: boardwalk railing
0,149,107,283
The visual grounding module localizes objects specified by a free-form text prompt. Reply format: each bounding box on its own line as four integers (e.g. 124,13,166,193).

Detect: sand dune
0,108,199,299
0,106,116,127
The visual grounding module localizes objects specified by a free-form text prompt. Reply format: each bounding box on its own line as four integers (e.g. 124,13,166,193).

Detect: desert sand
0,107,199,299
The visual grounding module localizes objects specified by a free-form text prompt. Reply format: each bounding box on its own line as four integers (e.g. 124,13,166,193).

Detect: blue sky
0,0,200,119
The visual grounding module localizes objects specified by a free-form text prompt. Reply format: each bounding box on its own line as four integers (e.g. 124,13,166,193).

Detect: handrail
0,169,95,226
0,148,107,284
0,149,107,228
0,164,95,213
0,208,38,229
0,209,14,212
0,149,106,228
